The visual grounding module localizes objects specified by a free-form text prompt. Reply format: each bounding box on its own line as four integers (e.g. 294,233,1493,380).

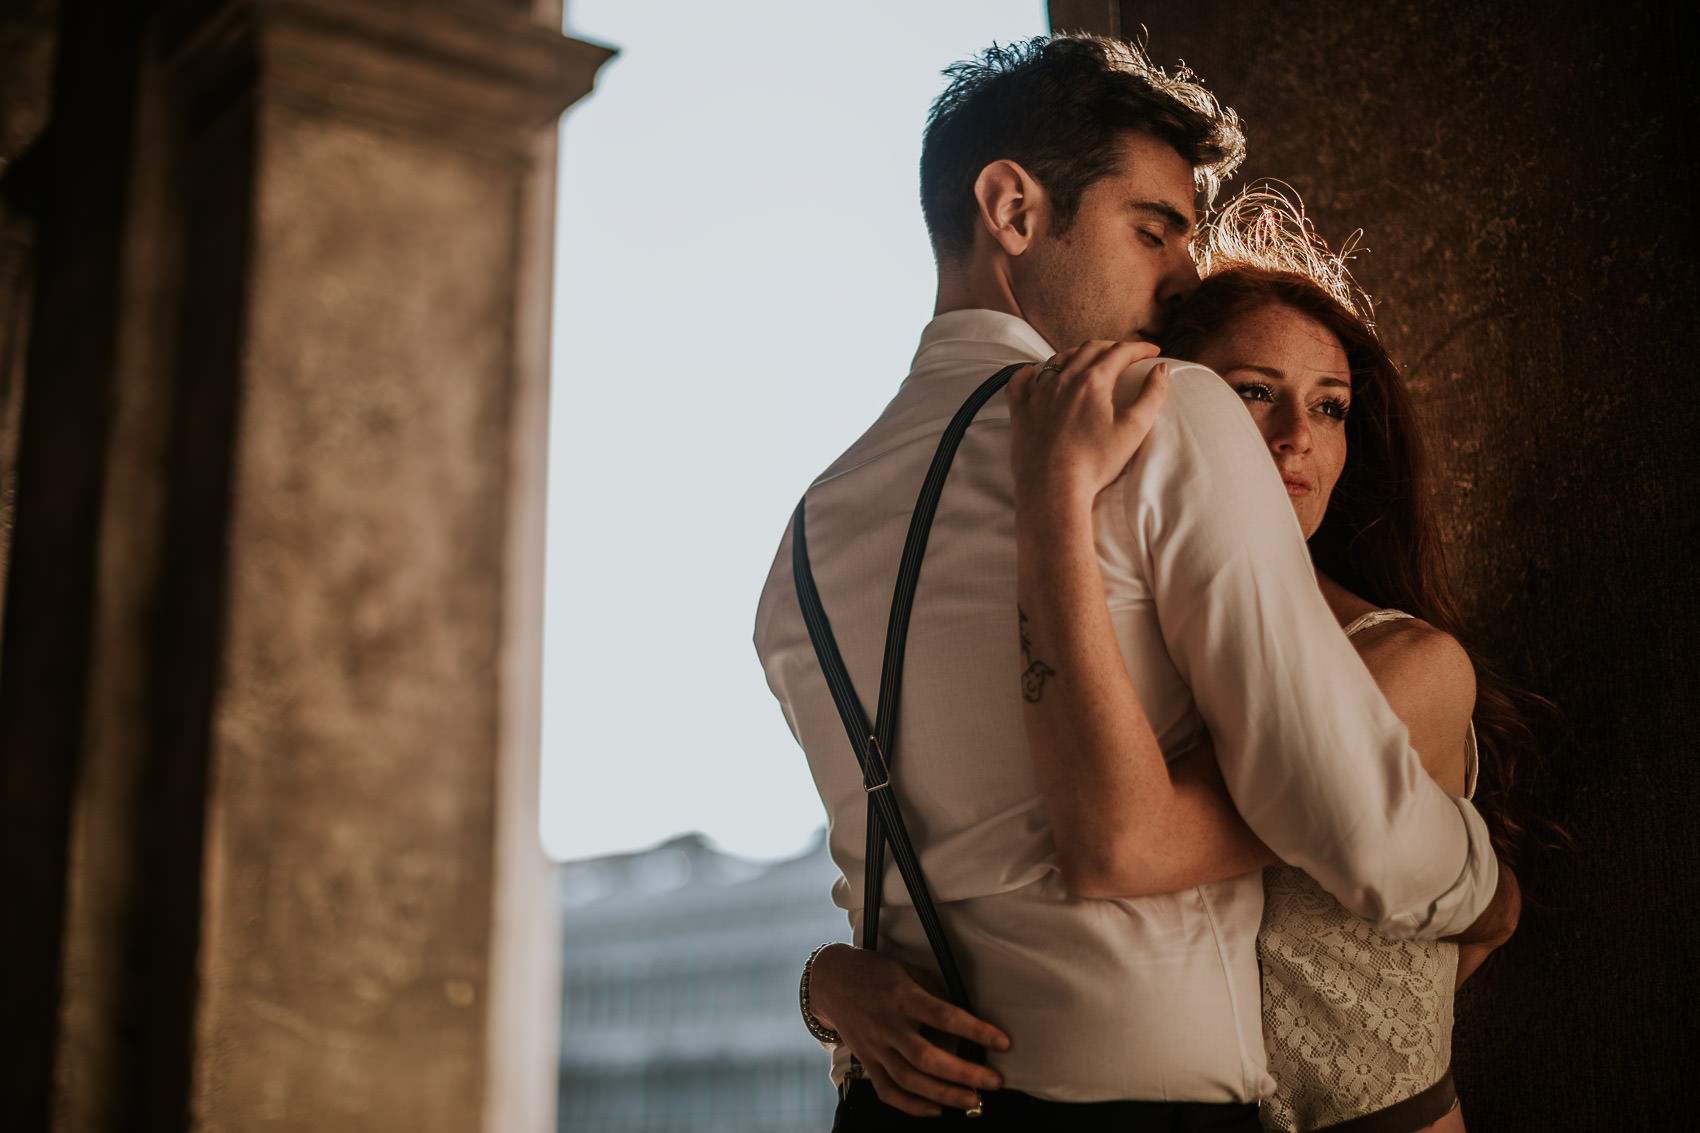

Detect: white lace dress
1258,610,1477,1133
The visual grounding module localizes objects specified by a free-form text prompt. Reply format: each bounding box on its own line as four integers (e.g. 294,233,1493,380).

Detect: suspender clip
863,735,891,793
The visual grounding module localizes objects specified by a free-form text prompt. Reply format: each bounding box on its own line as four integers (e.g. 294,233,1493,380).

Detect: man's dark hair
920,34,1245,263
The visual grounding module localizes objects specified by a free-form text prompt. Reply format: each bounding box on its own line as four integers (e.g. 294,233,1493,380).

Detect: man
753,35,1510,1130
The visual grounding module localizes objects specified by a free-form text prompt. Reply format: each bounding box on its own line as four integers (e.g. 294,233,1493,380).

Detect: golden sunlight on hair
1197,183,1376,328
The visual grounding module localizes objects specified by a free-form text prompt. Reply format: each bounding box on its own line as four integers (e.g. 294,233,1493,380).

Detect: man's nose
1160,254,1202,308
1149,255,1200,336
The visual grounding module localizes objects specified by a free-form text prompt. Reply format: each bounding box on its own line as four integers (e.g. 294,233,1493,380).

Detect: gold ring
1036,362,1063,377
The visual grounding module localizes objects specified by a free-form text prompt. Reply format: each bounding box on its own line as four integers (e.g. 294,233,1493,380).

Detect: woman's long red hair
1160,197,1547,871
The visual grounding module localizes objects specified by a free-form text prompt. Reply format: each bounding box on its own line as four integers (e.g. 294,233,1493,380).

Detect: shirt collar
910,309,1054,371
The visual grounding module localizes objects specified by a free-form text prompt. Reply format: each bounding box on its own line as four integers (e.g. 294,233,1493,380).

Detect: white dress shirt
752,309,1497,1103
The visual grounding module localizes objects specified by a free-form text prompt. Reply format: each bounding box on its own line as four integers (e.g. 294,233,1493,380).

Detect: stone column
0,2,611,1130
1048,4,1696,1128
0,2,55,630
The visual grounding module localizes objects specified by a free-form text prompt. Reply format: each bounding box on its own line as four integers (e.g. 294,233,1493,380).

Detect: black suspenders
790,362,1023,1068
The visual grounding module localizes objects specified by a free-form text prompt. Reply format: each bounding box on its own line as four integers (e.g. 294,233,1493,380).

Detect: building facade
558,833,852,1132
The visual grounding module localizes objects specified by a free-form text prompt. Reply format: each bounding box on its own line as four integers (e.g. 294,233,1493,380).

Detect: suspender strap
790,362,1023,1039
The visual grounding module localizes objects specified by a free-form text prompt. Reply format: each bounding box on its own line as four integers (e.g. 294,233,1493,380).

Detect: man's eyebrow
1131,199,1195,236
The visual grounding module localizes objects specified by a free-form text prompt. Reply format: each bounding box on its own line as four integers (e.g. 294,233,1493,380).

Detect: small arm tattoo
1022,659,1057,703
1018,605,1056,703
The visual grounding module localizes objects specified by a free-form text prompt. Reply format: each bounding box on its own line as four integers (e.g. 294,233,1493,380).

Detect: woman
803,195,1532,1131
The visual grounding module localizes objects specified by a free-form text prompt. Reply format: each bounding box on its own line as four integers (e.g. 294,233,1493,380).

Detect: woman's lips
1280,472,1311,497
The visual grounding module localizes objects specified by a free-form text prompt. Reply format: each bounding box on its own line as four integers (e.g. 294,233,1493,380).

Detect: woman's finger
1052,339,1123,384
1081,340,1165,394
1011,346,1072,404
1124,360,1170,420
1005,362,1040,405
1045,339,1158,385
1099,361,1170,464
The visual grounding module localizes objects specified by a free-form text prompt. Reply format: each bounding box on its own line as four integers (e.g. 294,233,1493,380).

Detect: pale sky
541,1,1050,862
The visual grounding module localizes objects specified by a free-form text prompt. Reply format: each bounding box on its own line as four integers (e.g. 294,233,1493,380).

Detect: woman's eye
1315,398,1351,422
1234,382,1273,403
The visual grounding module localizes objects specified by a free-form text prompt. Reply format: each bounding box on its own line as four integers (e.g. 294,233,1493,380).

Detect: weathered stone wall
0,2,607,1130
1051,2,1698,1127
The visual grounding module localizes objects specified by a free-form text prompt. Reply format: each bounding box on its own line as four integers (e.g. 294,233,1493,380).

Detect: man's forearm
1015,496,1176,895
1014,497,1274,896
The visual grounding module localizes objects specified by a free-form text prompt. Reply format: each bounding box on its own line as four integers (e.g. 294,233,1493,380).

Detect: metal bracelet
800,942,844,1045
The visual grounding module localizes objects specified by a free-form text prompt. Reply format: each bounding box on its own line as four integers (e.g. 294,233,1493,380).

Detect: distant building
557,832,852,1133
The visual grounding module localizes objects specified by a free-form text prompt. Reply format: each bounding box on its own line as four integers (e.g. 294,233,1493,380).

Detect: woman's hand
808,943,1010,1116
1008,340,1170,512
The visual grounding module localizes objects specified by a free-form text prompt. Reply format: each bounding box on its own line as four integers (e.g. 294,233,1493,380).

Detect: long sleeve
1119,358,1497,939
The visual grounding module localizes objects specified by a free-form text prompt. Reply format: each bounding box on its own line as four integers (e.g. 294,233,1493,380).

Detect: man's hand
1008,340,1168,512
808,943,1010,1117
1442,858,1520,988
1442,858,1521,948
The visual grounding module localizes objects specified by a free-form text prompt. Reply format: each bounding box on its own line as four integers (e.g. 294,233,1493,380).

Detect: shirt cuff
1377,795,1499,940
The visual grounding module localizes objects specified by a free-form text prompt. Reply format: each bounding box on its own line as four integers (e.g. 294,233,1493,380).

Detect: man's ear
973,160,1047,257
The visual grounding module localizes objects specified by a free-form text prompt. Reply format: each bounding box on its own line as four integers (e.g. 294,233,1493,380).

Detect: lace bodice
1258,610,1475,1132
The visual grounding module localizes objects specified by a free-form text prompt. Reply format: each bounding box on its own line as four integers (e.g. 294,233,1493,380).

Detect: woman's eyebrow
1225,364,1353,389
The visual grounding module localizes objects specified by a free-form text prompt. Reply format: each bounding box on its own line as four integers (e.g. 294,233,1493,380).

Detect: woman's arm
1332,595,1475,797
1010,344,1275,896
1332,604,1521,981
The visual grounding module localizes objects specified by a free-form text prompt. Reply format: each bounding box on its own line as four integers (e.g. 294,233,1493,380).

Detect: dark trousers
832,1078,1263,1133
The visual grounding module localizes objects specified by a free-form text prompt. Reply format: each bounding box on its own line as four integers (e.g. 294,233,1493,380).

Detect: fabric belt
834,1078,1262,1132
1317,1071,1458,1133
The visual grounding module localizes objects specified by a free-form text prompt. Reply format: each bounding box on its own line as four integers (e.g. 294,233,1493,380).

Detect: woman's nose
1265,404,1312,453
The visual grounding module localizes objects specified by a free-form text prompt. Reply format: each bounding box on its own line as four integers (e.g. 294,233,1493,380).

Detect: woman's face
1191,302,1352,539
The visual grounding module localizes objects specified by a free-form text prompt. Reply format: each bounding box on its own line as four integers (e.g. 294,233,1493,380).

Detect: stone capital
162,0,616,158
